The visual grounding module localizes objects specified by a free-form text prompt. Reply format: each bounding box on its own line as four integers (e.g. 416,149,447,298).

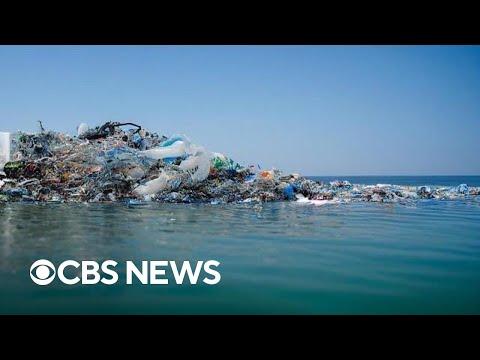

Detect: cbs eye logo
30,259,56,285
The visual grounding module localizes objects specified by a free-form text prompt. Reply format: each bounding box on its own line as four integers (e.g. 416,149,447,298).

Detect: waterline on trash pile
1,188,480,314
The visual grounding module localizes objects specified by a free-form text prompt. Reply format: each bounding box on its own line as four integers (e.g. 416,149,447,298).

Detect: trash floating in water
0,121,479,205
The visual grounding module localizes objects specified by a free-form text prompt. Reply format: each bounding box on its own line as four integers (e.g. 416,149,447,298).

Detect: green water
1,176,480,314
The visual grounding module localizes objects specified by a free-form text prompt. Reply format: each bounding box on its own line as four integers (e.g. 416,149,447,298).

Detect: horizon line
304,174,480,177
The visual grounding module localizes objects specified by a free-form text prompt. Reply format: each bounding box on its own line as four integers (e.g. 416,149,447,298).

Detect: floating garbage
0,121,479,205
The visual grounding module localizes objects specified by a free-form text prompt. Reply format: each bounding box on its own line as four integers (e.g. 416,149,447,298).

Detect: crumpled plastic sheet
1,123,479,205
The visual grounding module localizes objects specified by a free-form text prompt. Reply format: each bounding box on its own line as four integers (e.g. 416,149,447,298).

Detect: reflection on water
1,198,480,314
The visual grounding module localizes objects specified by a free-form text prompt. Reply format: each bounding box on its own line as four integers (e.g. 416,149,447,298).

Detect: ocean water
308,175,480,187
1,176,479,314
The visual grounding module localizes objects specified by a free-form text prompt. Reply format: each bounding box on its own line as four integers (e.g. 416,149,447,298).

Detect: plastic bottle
77,123,89,138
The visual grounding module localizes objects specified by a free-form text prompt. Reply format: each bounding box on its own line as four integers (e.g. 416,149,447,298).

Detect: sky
0,45,479,175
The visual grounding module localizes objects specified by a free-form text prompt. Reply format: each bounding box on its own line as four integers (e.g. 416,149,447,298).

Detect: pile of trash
0,121,479,205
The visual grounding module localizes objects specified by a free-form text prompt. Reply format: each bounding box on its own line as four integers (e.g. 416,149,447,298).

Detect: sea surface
1,175,479,314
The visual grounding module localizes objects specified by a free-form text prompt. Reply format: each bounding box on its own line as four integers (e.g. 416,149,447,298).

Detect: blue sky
0,45,479,175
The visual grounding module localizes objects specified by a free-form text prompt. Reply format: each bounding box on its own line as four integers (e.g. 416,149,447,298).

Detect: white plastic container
0,132,11,170
133,172,169,196
77,123,89,137
140,141,187,160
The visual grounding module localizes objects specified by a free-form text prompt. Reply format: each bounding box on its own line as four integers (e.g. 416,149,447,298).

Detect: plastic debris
450,184,469,194
79,121,142,140
77,123,89,138
0,121,479,205
283,184,295,199
0,132,11,170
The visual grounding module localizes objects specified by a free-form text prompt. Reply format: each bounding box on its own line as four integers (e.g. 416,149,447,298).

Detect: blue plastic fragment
244,174,256,183
283,184,295,199
163,157,177,164
123,199,145,206
133,134,142,146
